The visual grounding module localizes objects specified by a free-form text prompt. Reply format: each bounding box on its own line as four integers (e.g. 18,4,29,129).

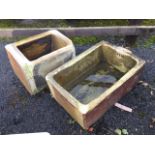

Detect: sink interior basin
54,44,136,105
17,34,68,61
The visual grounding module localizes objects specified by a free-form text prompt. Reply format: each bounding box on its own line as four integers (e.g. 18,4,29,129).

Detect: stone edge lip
1,26,155,38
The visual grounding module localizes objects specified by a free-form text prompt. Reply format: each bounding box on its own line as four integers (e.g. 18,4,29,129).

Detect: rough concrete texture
0,36,155,135
5,30,75,95
46,41,145,129
1,26,155,38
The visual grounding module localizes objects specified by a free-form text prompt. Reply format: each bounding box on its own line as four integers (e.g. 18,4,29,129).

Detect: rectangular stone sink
5,30,75,95
46,41,145,129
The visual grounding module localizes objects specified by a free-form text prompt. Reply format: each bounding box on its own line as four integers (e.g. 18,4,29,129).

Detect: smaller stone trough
46,41,145,129
5,30,75,95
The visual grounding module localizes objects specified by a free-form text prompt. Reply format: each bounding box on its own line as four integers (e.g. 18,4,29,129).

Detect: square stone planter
5,30,75,95
46,41,145,129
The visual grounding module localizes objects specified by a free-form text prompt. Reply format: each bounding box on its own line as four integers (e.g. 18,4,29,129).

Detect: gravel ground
1,36,155,135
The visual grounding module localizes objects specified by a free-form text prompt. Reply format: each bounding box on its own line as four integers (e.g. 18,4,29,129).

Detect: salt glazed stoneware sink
5,30,75,95
46,41,145,129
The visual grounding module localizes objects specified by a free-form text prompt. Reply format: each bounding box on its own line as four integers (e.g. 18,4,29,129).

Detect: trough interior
17,34,68,61
54,45,136,104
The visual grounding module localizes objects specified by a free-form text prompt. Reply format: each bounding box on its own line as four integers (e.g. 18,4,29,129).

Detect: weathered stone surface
5,30,75,95
46,41,145,129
